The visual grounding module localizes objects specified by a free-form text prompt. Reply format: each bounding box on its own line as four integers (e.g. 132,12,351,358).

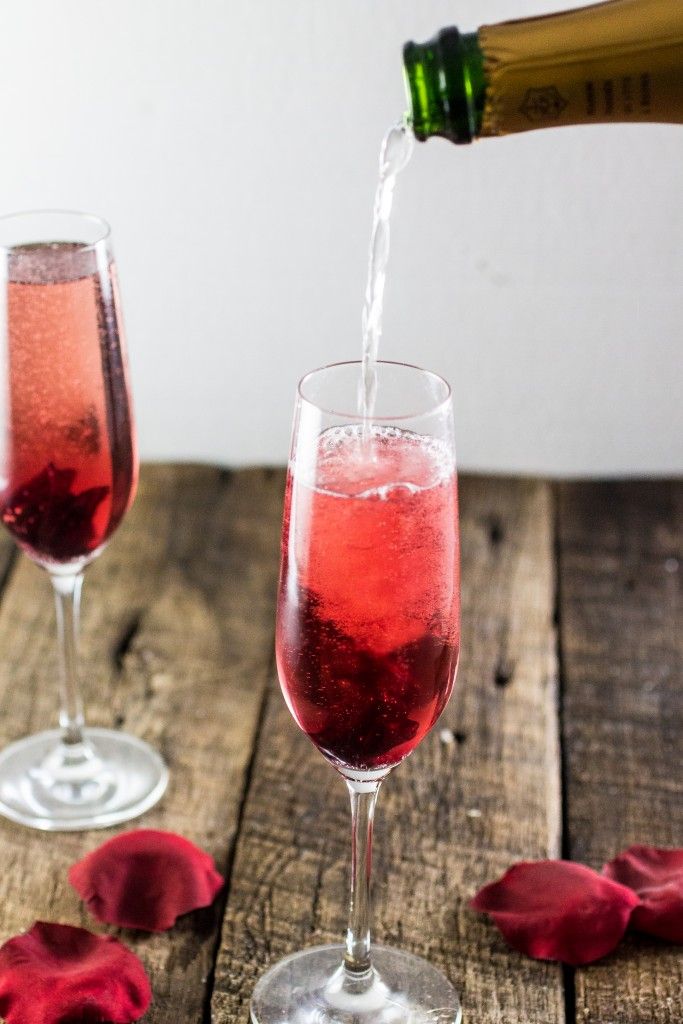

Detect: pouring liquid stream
359,120,414,441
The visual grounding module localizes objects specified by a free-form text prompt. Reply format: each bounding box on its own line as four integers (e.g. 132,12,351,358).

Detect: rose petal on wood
0,921,151,1024
471,860,640,965
604,845,683,943
69,829,224,931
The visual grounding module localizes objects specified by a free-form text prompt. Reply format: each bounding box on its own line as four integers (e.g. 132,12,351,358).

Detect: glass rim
297,359,452,422
0,209,111,251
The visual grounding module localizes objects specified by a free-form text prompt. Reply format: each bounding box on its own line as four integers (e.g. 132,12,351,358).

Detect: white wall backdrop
2,1,681,475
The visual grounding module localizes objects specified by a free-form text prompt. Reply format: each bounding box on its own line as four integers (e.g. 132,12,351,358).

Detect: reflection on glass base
0,727,168,831
251,945,461,1024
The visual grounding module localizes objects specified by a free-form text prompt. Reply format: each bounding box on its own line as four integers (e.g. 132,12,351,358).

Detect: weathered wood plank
213,476,563,1024
0,465,282,1024
559,480,683,1024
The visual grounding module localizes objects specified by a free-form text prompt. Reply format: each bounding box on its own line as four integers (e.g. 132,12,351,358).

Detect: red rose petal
471,860,641,965
69,829,224,932
604,845,683,943
0,921,151,1024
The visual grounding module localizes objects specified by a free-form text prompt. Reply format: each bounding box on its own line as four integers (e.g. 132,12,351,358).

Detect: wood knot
494,659,515,688
488,518,504,547
113,614,141,671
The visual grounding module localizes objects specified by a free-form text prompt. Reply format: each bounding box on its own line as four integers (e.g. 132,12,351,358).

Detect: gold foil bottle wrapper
479,0,683,136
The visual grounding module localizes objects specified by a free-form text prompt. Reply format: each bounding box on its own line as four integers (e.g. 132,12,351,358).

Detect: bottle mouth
402,41,432,142
403,28,481,145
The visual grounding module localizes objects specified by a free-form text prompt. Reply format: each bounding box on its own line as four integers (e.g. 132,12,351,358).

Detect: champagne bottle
403,0,683,144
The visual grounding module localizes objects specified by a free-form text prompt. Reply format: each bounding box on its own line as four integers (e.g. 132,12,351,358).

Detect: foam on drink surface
295,424,454,498
8,242,102,284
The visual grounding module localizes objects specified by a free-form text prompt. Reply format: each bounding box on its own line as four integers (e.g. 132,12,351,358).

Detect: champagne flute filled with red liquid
252,361,462,1024
0,211,167,830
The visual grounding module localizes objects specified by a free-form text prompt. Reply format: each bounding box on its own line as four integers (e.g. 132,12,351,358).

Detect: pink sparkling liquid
276,426,460,773
0,243,137,565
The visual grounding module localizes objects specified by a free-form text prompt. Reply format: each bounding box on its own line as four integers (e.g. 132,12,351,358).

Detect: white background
2,0,681,476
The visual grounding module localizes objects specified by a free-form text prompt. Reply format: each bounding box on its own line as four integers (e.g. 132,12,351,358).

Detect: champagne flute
0,210,168,830
252,361,461,1024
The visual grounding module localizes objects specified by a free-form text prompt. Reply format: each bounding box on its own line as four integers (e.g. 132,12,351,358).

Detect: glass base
251,945,461,1024
0,727,168,831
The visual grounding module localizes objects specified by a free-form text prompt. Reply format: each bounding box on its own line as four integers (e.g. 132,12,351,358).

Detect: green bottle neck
403,29,486,144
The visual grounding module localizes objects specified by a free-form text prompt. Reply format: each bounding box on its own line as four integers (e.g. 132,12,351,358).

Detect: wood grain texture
212,476,563,1024
0,465,282,1024
558,480,683,1024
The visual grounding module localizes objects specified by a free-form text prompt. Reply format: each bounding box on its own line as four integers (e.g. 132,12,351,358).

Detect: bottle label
479,0,683,136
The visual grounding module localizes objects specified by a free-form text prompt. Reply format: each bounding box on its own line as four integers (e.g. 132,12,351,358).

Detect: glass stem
51,572,86,745
344,779,381,977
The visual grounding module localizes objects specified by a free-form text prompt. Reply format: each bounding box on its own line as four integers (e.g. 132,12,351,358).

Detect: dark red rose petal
0,921,151,1024
69,829,224,932
604,845,683,943
471,860,641,965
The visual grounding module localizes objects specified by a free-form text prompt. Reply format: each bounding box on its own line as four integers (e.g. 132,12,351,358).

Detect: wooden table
0,467,679,1024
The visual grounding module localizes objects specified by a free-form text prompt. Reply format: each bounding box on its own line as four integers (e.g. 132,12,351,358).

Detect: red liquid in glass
0,244,137,565
276,427,460,773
